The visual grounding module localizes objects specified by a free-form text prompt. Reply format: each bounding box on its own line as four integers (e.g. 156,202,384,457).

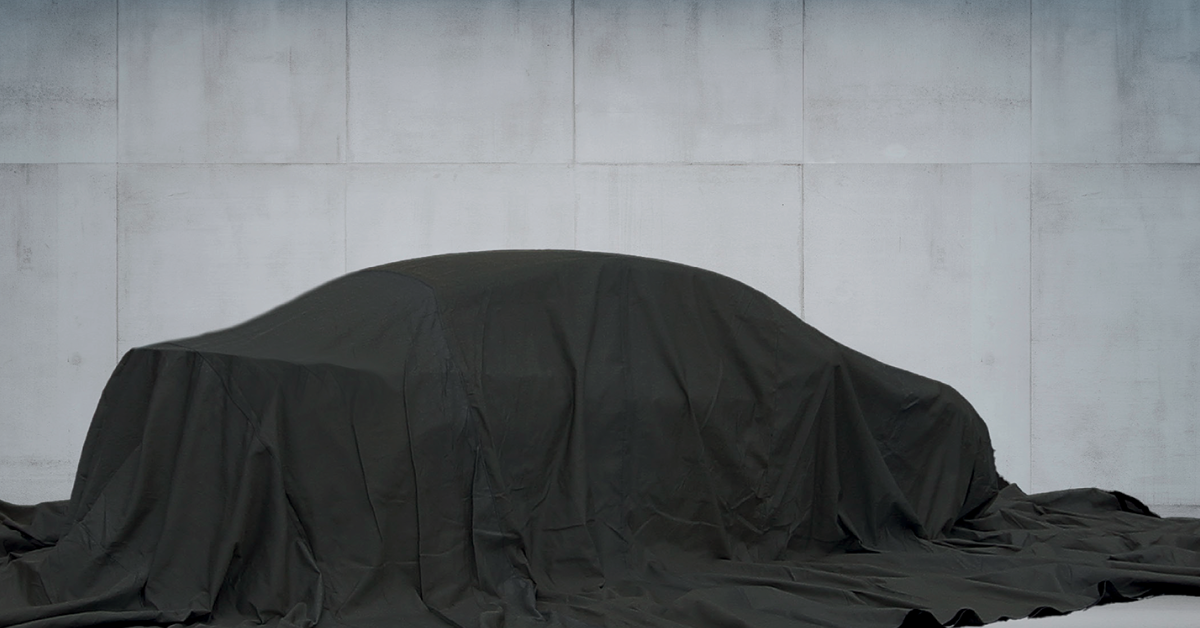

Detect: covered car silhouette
2,250,1198,628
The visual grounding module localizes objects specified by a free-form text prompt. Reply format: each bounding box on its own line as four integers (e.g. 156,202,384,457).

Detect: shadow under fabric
2,250,1199,628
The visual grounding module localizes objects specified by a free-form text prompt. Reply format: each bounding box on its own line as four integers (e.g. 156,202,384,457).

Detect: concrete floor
1000,595,1200,627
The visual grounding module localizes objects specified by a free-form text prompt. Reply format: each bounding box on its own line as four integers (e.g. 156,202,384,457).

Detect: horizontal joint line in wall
4,162,1198,167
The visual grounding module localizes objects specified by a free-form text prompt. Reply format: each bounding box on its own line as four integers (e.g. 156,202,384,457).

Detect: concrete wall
1,0,1197,513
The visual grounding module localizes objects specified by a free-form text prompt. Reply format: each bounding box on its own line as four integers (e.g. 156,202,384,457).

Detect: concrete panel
348,0,572,163
118,0,346,163
0,459,79,506
346,165,575,270
804,0,1030,164
575,0,803,164
1033,0,1200,163
0,165,116,503
575,165,802,314
1154,505,1200,518
0,0,116,163
803,164,1031,487
118,165,345,355
1032,165,1200,502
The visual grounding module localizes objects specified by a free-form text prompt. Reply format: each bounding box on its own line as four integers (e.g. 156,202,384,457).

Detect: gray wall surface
1,0,1198,512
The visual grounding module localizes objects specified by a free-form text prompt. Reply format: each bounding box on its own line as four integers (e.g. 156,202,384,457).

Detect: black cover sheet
2,250,1199,628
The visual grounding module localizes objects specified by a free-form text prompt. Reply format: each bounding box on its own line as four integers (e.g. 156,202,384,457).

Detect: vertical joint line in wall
572,165,578,250
345,0,350,164
115,0,120,165
1027,0,1034,492
799,0,806,319
571,0,577,165
115,0,120,367
115,164,120,366
344,170,349,275
799,168,805,319
570,0,578,250
1027,161,1033,491
344,0,350,272
1027,168,1033,491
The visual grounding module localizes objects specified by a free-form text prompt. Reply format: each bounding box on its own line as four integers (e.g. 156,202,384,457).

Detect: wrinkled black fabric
2,250,1198,628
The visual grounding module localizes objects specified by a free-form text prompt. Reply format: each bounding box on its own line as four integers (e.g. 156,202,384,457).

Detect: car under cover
2,249,1199,628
